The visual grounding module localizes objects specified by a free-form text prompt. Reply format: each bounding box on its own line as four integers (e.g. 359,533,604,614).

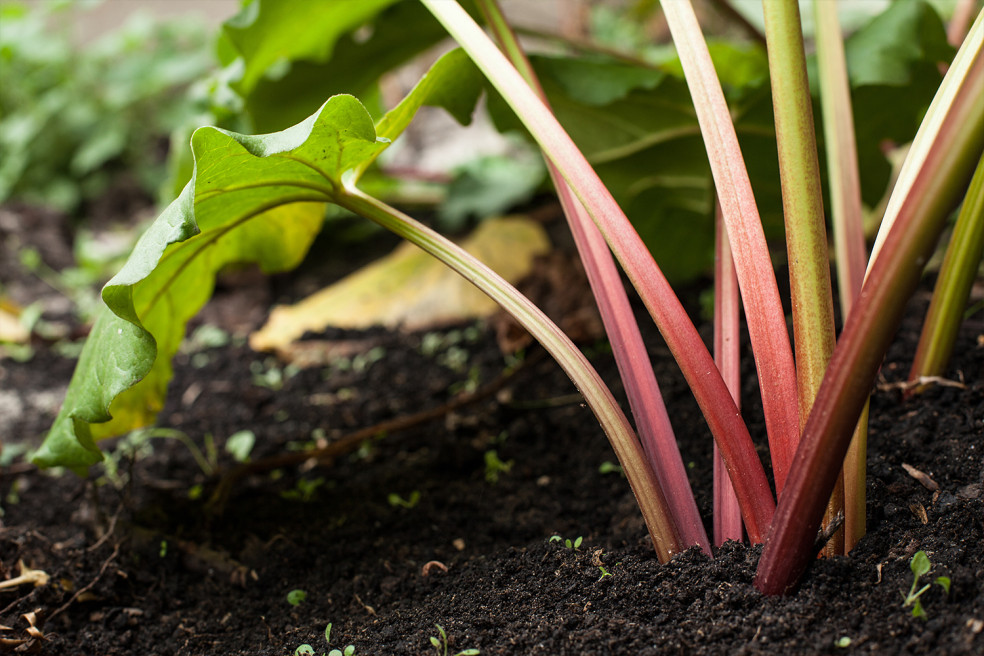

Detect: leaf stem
813,0,870,551
422,0,776,542
713,201,743,546
761,0,839,552
661,0,800,495
908,153,984,383
335,185,685,561
476,0,708,553
756,16,984,594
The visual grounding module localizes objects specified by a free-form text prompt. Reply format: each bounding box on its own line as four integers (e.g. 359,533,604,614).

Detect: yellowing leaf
251,216,550,352
0,305,29,344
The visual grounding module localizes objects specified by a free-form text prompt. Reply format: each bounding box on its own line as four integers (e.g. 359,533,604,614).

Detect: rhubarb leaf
486,52,780,282
811,0,954,206
224,0,460,131
222,0,401,99
36,51,485,471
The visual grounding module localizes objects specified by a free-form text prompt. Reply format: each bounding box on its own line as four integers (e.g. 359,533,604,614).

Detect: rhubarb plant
35,0,984,597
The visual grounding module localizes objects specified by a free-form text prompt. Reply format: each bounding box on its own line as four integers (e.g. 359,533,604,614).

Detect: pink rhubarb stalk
757,17,984,594
337,186,686,561
422,0,776,542
713,201,743,546
814,0,871,552
660,0,800,495
476,0,709,553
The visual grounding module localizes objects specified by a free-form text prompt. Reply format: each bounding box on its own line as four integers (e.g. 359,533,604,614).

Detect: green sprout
549,535,583,550
294,624,355,656
326,623,356,656
387,491,421,509
225,429,255,463
902,551,951,618
483,450,513,484
286,589,307,606
598,461,624,476
429,624,480,656
250,357,300,390
281,477,326,502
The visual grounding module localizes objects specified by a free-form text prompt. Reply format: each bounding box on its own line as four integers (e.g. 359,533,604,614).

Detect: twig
47,543,120,623
86,507,121,553
877,374,967,392
813,511,845,556
127,525,256,586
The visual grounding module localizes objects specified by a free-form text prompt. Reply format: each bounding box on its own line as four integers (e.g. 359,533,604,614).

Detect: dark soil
1,201,982,656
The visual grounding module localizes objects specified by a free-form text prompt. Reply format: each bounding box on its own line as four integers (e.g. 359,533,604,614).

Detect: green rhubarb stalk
908,153,984,384
660,0,800,495
756,15,984,595
814,0,871,552
421,0,777,543
335,185,685,561
477,0,709,552
761,0,840,553
713,201,743,545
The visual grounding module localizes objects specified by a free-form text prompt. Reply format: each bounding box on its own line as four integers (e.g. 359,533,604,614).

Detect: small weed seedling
549,535,583,550
598,461,624,476
281,477,326,502
387,491,421,509
286,589,307,606
429,624,480,656
902,551,951,618
295,623,355,656
483,450,513,484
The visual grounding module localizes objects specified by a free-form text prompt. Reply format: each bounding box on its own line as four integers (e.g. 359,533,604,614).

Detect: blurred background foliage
0,0,962,285
0,0,214,213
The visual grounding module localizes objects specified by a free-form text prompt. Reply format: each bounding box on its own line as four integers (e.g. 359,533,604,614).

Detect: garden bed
1,215,981,654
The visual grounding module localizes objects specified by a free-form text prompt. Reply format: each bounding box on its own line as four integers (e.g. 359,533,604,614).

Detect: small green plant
902,551,951,618
429,624,480,656
294,623,356,656
598,461,624,476
250,357,300,390
281,477,326,502
225,429,256,463
597,566,612,580
286,589,307,606
387,490,421,509
549,535,583,550
483,450,513,484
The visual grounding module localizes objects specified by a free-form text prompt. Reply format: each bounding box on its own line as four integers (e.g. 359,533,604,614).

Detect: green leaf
812,0,954,206
225,430,256,463
910,550,931,578
286,589,307,606
482,51,778,283
439,154,545,228
223,0,402,98
218,0,482,133
37,51,487,471
251,1,459,131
